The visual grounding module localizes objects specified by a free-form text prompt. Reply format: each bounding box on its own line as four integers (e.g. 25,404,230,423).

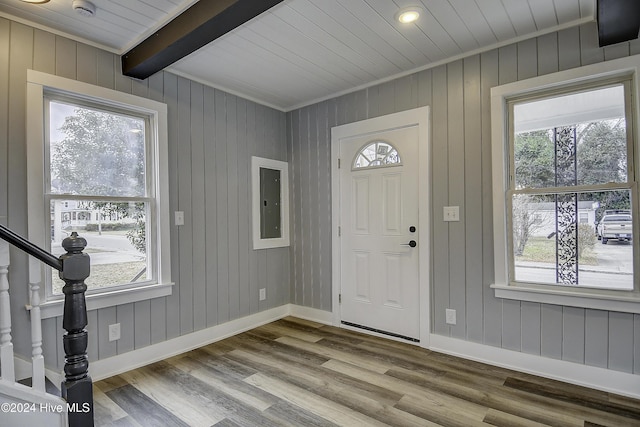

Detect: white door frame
331,106,430,348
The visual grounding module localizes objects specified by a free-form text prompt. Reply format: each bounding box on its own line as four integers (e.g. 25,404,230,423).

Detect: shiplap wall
2,14,640,378
0,18,289,370
288,22,640,375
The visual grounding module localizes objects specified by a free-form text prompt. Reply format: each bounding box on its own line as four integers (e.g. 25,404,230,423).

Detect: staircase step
17,377,61,397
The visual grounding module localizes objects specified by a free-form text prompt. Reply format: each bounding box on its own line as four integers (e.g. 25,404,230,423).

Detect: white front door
337,122,421,341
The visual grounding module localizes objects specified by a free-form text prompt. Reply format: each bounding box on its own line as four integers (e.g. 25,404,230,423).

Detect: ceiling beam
597,0,640,47
122,0,284,80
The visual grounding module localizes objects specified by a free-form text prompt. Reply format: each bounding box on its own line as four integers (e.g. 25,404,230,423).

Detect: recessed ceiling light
396,7,422,24
20,0,50,4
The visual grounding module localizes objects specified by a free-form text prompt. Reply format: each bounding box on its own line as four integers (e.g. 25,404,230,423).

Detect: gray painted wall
0,18,289,370
1,15,639,379
287,22,640,375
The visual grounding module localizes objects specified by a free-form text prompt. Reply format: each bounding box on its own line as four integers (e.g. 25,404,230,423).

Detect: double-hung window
491,55,640,313
26,70,172,318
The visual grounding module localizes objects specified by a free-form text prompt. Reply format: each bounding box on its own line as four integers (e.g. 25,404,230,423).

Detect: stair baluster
29,279,45,392
0,239,14,383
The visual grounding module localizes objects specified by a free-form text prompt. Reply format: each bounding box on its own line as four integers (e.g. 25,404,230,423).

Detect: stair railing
0,224,94,427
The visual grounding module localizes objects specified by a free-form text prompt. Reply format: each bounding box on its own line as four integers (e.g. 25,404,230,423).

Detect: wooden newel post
59,232,94,427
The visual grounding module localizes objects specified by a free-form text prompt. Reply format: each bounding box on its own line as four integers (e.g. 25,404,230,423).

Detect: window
491,55,640,313
510,82,633,291
26,70,172,318
353,140,401,169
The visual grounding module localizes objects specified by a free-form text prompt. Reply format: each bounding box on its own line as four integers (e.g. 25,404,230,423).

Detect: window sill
491,283,640,313
31,282,174,319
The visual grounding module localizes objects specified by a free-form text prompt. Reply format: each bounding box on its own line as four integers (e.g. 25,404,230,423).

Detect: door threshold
341,321,419,343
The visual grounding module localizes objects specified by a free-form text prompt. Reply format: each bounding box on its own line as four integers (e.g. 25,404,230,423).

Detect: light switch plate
443,206,460,222
445,309,457,325
175,211,185,226
108,323,121,342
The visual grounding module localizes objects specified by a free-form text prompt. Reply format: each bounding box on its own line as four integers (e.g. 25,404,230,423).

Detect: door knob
401,240,417,248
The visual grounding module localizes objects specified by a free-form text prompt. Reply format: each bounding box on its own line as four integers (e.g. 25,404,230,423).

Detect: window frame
45,96,155,299
490,55,640,314
26,70,173,319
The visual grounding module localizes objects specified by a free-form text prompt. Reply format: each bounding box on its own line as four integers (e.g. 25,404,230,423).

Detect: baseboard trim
288,304,334,325
290,307,640,399
89,305,289,381
13,355,31,381
82,304,640,399
13,355,64,389
45,367,63,388
430,334,640,399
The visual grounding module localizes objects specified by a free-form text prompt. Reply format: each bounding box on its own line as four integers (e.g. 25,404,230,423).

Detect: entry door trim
331,107,430,348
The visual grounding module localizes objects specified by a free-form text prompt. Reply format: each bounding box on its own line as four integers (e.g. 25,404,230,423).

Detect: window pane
513,86,627,189
353,140,401,169
50,199,150,295
512,190,632,290
49,101,146,197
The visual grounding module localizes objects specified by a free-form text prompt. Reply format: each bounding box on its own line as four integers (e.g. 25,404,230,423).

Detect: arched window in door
352,140,401,169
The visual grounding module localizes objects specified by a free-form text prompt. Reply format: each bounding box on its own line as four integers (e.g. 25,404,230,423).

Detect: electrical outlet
175,211,185,226
108,323,121,342
259,288,266,301
445,309,457,325
443,206,460,222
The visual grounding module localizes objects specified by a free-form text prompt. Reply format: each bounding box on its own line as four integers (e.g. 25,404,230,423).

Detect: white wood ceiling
0,0,595,111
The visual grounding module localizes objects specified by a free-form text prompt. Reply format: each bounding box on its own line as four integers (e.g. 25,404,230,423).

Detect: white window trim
251,156,290,250
26,70,173,319
490,55,640,314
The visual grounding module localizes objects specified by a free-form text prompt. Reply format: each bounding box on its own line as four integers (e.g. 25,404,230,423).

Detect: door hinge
338,226,341,236
338,158,341,169
339,294,342,304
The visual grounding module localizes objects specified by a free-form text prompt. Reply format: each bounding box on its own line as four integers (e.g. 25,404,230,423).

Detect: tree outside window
510,83,633,290
48,100,151,294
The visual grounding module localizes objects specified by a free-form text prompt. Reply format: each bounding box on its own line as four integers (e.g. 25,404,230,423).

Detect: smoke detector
73,0,96,18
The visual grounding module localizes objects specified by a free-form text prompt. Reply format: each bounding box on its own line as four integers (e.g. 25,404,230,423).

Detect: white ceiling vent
72,0,96,18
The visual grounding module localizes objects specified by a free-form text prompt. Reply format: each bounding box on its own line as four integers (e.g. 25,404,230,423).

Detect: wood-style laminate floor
93,317,640,427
